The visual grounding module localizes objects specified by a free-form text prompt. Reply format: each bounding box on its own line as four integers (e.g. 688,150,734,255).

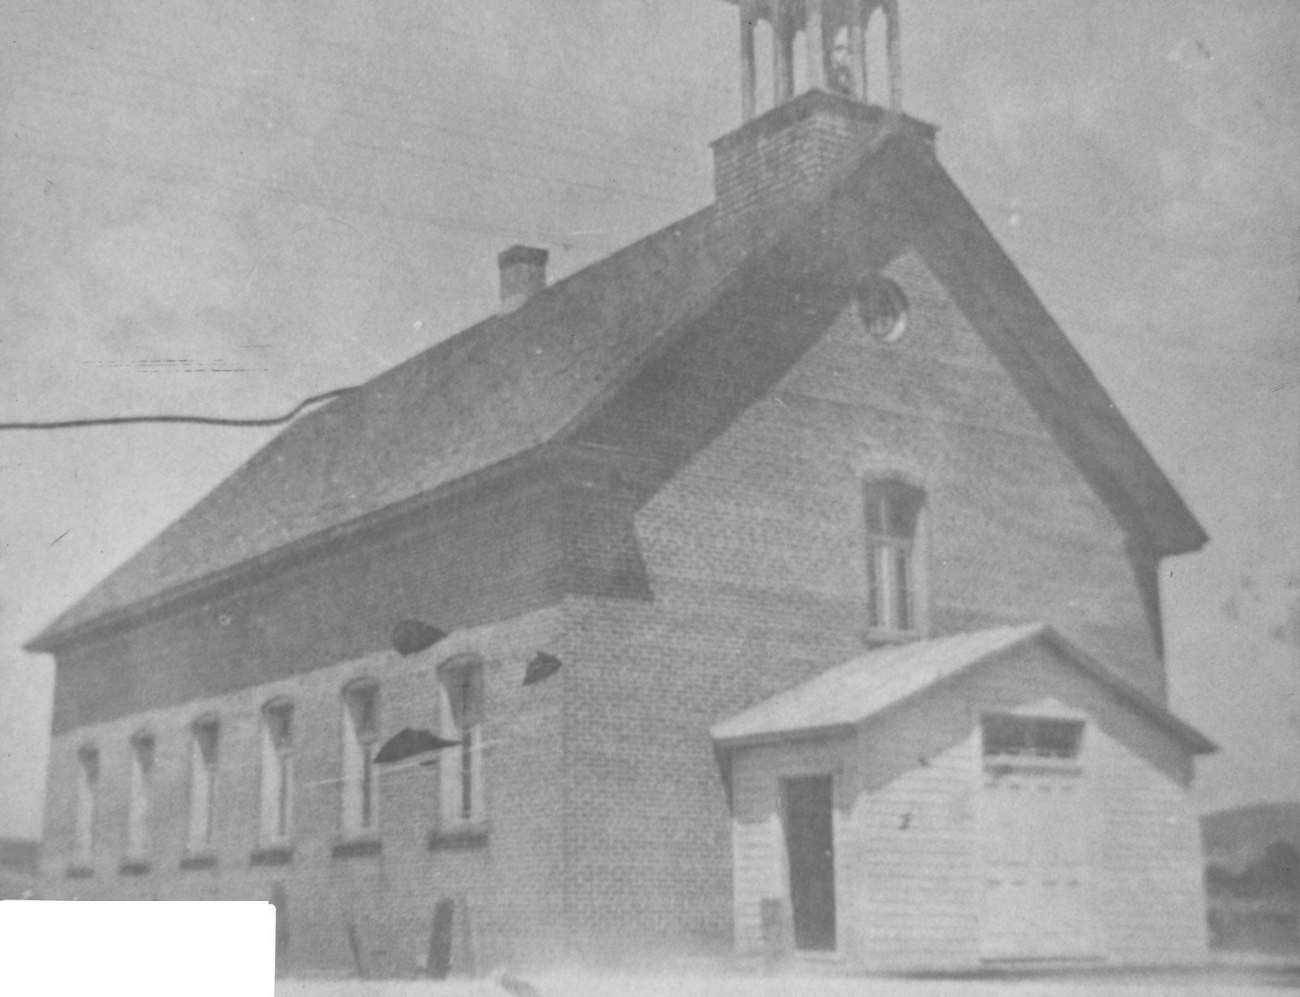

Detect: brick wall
43,607,571,975
43,180,1176,971
553,247,1169,959
52,466,569,734
711,91,931,226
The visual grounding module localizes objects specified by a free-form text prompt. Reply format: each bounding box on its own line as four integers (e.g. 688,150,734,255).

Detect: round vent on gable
854,275,909,343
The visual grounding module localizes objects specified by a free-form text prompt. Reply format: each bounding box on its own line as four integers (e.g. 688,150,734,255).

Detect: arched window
341,679,381,836
187,715,220,853
437,657,485,828
863,479,925,635
127,730,155,858
74,744,99,862
260,699,294,844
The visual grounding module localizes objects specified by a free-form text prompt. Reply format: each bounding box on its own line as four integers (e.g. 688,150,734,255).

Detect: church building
33,0,1215,975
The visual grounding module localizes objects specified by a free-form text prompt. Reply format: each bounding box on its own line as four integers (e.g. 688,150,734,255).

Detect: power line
138,12,719,124
0,387,359,432
9,144,647,253
8,39,711,163
14,78,707,210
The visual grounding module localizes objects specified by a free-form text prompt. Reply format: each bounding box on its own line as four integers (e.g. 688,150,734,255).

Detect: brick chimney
498,245,548,313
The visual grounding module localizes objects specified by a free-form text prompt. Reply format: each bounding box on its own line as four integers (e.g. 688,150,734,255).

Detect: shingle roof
28,98,1206,652
28,201,767,648
710,623,1216,753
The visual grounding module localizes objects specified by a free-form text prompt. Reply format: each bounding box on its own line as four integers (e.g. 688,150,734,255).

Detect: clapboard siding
731,815,785,950
956,644,1207,964
730,737,851,954
722,638,1206,971
847,696,981,969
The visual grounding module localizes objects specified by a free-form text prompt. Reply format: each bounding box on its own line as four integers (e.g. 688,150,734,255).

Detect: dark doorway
783,774,836,951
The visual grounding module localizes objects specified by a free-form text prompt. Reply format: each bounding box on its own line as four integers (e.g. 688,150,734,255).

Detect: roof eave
25,441,558,655
710,721,858,751
870,136,1208,559
710,625,1216,757
1035,627,1218,755
710,627,1049,747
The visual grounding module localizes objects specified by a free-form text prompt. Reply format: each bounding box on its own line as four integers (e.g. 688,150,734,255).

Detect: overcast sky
1,0,1296,840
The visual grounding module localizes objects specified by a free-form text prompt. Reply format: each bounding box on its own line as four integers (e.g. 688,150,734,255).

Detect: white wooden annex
711,624,1214,971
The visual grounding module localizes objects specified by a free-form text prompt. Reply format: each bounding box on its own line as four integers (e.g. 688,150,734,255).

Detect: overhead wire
0,387,360,432
13,73,704,190
7,40,709,171
9,14,1278,435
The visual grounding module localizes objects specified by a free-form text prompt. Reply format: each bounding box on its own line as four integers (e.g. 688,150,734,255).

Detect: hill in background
1204,802,1300,873
1202,803,1300,952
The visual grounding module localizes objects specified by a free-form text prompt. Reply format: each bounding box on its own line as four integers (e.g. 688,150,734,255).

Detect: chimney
498,245,548,313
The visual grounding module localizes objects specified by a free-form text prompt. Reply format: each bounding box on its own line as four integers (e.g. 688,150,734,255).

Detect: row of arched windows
69,658,485,874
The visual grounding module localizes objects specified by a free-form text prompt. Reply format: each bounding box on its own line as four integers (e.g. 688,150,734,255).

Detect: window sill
427,826,489,852
65,865,93,880
180,853,218,871
118,859,151,877
791,948,845,963
984,756,1083,777
250,845,295,866
331,837,382,859
860,627,922,649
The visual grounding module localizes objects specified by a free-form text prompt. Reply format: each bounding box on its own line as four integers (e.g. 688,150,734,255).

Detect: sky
0,0,1296,840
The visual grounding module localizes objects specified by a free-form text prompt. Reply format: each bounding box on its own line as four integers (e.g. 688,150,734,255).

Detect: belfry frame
734,0,901,119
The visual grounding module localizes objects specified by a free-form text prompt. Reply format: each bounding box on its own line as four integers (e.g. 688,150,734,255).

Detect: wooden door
784,775,836,952
979,771,1094,960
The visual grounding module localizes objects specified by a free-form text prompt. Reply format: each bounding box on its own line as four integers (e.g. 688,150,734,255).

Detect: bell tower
710,0,928,221
733,0,902,121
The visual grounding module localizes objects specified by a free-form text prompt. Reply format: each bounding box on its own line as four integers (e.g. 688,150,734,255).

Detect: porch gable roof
710,623,1216,754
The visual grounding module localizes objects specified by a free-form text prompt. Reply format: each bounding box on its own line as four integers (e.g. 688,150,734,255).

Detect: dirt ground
276,956,1300,997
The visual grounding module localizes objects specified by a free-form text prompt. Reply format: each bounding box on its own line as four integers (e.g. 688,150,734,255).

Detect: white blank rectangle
1,901,273,997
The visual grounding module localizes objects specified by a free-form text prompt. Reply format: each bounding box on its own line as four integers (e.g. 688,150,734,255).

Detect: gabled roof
709,623,1216,754
29,96,1206,652
27,202,773,650
880,143,1207,560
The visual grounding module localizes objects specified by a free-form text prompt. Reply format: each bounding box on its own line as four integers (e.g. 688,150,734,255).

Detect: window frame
437,656,486,831
126,731,155,859
981,712,1086,765
74,744,99,863
863,478,926,640
187,715,220,854
259,699,294,846
340,678,381,838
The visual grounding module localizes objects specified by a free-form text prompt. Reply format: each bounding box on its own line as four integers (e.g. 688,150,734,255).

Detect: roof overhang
711,624,1217,756
31,115,1208,653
